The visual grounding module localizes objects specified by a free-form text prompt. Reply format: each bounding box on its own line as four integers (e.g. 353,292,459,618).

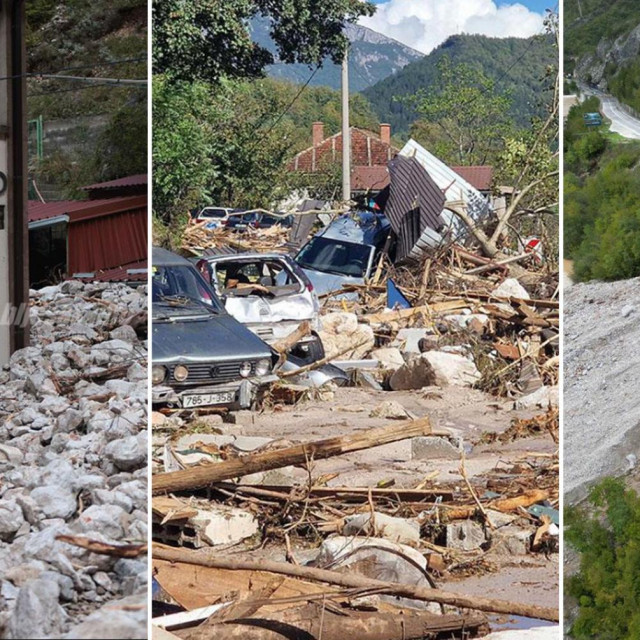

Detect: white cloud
359,0,545,54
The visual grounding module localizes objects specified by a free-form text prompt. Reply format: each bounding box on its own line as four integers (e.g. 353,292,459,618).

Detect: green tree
566,478,640,639
153,0,374,84
408,56,515,166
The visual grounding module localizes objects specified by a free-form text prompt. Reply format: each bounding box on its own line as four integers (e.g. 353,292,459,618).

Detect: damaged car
152,247,277,410
196,251,325,363
294,211,391,297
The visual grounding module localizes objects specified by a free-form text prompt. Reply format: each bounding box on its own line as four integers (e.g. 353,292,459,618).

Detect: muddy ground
153,382,559,629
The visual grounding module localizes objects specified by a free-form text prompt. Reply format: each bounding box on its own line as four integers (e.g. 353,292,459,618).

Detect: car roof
317,211,390,246
152,246,192,267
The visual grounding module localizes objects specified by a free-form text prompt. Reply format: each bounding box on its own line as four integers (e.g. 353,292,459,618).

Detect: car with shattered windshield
151,247,276,410
196,251,324,363
295,211,391,297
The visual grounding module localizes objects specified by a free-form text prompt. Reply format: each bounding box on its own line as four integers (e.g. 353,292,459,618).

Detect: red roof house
290,122,398,194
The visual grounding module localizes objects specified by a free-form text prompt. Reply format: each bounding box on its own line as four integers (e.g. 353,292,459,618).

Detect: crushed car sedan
196,251,325,363
151,247,277,410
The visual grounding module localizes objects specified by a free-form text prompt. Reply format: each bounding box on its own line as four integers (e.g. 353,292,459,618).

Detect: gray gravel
564,277,640,501
0,281,147,639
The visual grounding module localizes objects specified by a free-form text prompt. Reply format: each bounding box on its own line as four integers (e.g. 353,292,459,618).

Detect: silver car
197,252,325,363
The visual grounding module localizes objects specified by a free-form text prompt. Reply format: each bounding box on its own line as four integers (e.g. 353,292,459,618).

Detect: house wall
67,206,147,275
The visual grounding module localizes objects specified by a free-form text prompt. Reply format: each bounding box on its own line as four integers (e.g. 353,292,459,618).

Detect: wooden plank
153,419,432,496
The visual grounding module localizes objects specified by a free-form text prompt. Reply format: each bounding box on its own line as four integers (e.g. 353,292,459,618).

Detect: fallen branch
153,546,559,622
153,418,432,495
56,535,147,558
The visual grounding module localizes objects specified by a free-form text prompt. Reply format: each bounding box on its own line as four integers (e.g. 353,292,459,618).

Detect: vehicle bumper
152,375,278,409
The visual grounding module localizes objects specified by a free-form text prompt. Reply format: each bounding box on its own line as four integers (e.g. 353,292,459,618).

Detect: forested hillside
363,33,555,134
26,0,147,196
564,0,640,60
564,97,640,281
565,0,640,111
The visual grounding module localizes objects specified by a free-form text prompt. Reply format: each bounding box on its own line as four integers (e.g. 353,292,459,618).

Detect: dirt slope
564,277,640,501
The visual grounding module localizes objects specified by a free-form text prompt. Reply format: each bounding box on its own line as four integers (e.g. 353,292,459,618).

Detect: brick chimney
380,123,391,145
312,121,324,147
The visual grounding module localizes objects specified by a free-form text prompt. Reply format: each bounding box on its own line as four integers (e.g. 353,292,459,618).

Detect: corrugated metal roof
399,139,492,221
384,156,446,262
450,165,493,191
73,260,147,283
82,174,148,191
28,196,147,223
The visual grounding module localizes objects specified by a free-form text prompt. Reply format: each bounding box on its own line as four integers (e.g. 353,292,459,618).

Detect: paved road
581,85,640,139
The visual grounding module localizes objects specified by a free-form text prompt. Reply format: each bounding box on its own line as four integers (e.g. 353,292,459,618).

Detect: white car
196,252,325,363
194,207,240,228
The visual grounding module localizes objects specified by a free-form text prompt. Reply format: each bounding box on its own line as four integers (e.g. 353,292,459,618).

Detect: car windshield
296,237,373,278
152,264,224,316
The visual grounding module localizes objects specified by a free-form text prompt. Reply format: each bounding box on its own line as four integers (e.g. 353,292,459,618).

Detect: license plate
183,391,235,408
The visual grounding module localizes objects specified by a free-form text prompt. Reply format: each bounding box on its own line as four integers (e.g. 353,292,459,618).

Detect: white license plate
183,391,236,408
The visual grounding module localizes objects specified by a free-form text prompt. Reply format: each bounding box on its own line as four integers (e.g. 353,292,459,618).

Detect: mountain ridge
362,33,556,134
251,18,424,92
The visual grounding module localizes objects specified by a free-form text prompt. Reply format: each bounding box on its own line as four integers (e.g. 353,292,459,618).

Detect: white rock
421,351,481,387
369,347,405,370
191,506,259,546
343,512,420,545
492,278,530,300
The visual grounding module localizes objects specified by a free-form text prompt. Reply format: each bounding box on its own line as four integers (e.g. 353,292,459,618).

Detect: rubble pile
182,222,291,255
0,281,148,639
151,407,559,638
153,208,560,637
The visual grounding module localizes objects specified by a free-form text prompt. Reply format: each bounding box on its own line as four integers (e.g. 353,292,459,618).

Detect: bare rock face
0,281,148,638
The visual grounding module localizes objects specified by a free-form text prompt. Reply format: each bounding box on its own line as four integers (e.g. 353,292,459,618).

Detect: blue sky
361,1,548,54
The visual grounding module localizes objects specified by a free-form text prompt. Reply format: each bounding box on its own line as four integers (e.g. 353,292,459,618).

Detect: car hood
152,312,272,364
301,268,362,299
225,294,315,324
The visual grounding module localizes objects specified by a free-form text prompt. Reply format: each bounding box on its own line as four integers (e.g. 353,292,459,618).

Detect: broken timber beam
152,418,432,495
153,546,559,622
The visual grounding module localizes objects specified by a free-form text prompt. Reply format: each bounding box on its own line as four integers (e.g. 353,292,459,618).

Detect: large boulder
390,352,480,390
319,313,374,359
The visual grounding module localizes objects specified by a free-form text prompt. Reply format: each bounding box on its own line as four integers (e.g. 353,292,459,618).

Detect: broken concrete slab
191,506,259,547
343,512,420,546
446,520,487,551
411,436,461,460
391,328,431,354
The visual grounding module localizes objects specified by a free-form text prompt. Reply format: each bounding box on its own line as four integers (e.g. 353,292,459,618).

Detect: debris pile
152,409,559,638
183,223,291,255
155,175,559,635
0,281,148,638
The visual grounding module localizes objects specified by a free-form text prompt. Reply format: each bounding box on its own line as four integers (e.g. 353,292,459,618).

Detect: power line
247,65,319,151
33,74,147,86
29,82,145,97
0,56,146,82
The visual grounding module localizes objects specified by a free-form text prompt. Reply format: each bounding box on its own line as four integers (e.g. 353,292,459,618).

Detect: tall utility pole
0,0,29,363
341,45,350,204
